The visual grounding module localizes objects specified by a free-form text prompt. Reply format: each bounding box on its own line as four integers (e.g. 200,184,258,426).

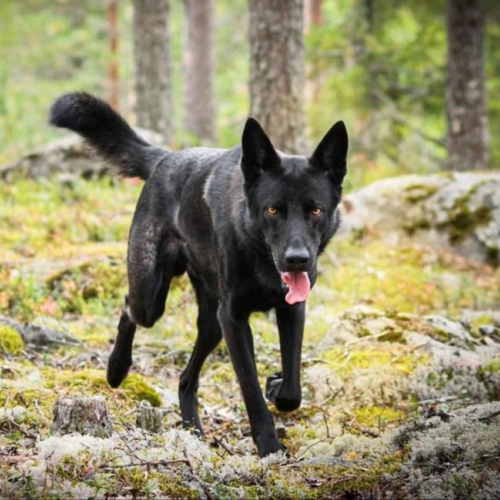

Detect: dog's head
240,118,348,305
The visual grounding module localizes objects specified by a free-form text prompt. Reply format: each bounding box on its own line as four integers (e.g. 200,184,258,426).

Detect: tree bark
304,0,322,30
248,0,306,154
183,0,216,143
136,403,163,433
446,0,488,171
52,397,113,438
108,0,119,111
133,0,172,144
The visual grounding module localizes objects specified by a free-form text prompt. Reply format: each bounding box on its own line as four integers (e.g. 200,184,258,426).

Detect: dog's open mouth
281,271,311,305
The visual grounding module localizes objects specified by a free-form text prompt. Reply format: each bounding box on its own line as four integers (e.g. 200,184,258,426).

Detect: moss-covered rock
343,172,500,265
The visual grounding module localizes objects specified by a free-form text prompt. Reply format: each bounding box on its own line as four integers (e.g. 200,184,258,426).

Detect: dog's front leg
266,302,305,412
217,303,284,458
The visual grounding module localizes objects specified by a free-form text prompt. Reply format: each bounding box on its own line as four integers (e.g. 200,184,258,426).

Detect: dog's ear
310,121,348,183
241,118,280,183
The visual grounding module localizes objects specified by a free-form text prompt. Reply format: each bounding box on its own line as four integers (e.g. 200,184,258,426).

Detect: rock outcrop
0,128,165,180
342,172,500,265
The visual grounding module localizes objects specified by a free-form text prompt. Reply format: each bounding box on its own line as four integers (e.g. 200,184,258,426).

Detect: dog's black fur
49,92,348,457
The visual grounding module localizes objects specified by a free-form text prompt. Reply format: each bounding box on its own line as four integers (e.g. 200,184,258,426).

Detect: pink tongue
282,272,311,305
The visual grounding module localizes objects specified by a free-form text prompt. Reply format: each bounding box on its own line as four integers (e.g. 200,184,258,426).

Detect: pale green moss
403,183,439,204
0,325,24,355
315,240,500,317
482,358,500,374
353,405,406,430
121,373,162,407
323,347,422,376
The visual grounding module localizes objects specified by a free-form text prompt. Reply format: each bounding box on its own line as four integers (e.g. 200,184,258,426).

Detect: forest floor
1,176,500,499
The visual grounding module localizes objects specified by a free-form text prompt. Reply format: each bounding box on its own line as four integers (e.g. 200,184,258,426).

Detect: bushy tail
49,92,166,180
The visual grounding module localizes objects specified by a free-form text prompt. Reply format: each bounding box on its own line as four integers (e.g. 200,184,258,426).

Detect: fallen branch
0,315,80,350
101,458,189,470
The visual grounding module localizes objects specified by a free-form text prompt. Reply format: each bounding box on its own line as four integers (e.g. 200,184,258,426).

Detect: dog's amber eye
311,207,323,217
266,206,278,216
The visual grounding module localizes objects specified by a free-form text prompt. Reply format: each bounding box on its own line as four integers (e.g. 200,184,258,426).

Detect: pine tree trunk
248,0,306,154
446,0,488,171
133,0,172,143
183,0,216,143
108,0,119,111
304,0,322,109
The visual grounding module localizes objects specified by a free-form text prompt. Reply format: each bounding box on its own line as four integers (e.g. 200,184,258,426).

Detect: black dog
49,93,348,457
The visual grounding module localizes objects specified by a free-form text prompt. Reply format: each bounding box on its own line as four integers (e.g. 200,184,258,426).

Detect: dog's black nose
284,248,310,269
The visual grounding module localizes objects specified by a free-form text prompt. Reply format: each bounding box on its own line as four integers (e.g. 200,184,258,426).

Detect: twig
295,436,333,461
321,380,345,406
101,459,189,470
114,426,146,465
4,418,37,439
477,410,500,422
181,446,216,500
211,436,235,456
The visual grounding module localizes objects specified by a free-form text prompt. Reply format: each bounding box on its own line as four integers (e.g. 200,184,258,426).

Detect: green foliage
2,0,499,177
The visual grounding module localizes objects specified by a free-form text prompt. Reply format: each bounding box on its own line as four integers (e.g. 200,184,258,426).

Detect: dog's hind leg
107,239,185,388
107,184,187,388
179,273,222,434
107,295,137,388
265,302,305,412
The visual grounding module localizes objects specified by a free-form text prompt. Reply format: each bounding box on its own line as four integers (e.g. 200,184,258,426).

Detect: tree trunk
183,0,216,143
108,0,119,111
136,403,163,433
304,0,322,110
248,0,306,154
133,0,172,144
52,397,113,438
304,0,322,30
446,0,488,171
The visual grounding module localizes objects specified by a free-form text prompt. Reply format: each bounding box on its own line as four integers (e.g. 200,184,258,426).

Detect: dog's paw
265,372,283,405
106,355,132,388
257,438,288,459
265,372,301,412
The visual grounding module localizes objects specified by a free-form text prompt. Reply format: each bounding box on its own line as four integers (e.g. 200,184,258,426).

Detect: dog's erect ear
241,118,280,184
310,121,348,182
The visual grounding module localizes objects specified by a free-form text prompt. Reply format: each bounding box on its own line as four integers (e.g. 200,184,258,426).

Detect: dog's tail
49,92,166,180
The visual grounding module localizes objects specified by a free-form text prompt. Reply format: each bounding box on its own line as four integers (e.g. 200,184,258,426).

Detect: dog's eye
311,207,324,217
266,206,278,216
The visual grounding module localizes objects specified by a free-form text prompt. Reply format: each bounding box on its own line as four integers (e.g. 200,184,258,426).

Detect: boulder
0,128,165,180
341,172,500,265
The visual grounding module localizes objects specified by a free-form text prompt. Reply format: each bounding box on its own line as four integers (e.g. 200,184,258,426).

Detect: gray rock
0,128,165,180
342,173,500,265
